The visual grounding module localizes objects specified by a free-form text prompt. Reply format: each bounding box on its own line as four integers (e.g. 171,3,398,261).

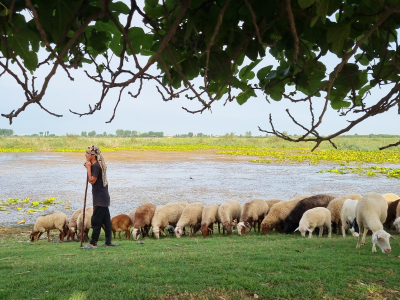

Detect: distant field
0,226,399,300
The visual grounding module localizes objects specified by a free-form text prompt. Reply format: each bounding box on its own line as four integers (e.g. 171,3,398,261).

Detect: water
1,151,399,226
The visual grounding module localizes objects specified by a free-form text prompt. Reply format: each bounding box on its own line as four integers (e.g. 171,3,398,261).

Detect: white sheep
76,207,94,242
356,192,395,253
30,212,69,242
341,199,360,238
175,202,204,238
393,217,400,234
151,203,184,239
67,208,83,241
128,209,136,224
294,207,331,238
237,199,269,236
199,204,220,237
218,200,241,235
327,194,362,234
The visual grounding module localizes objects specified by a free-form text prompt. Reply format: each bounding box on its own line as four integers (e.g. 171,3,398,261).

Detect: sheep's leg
318,226,323,238
118,231,121,239
327,222,331,238
342,225,346,238
160,227,167,237
113,230,116,239
47,230,50,242
309,229,313,238
356,224,364,248
125,230,130,239
337,220,342,235
361,228,368,245
218,222,221,233
372,242,377,253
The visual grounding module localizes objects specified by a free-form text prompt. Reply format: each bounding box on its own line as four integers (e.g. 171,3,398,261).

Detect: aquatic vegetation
0,148,34,152
0,197,65,214
319,166,400,179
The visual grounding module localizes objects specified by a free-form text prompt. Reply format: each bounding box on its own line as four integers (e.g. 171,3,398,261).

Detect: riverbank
0,227,399,300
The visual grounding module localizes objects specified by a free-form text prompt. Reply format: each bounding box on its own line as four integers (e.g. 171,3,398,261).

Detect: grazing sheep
261,195,312,235
217,200,241,235
340,199,360,238
283,194,335,234
30,212,69,242
76,207,94,242
382,193,399,206
237,199,269,236
151,203,184,239
111,214,133,239
175,202,204,238
383,199,400,229
327,194,362,234
132,203,156,240
265,199,283,211
356,192,394,253
393,217,400,234
67,208,83,241
199,204,220,238
294,207,331,238
128,209,136,224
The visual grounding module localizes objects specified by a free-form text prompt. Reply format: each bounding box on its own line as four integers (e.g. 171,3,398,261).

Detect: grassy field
0,226,399,300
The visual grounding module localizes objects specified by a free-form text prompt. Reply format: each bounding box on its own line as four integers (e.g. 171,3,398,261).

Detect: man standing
81,145,117,248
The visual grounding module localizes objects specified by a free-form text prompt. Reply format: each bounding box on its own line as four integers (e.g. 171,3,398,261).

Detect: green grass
0,227,399,300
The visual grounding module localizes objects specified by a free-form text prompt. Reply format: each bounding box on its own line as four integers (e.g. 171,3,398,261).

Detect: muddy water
1,151,399,226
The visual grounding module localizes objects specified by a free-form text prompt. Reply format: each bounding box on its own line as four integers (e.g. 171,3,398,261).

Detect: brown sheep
283,194,336,233
199,204,220,238
261,195,312,235
265,199,284,211
132,203,156,240
111,214,133,239
327,194,362,234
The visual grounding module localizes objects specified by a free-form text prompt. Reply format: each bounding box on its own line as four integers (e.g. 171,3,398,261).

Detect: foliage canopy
1,0,400,149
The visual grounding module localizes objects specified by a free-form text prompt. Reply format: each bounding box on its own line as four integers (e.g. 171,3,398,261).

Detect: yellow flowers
320,166,400,179
0,197,64,214
64,206,72,209
16,220,25,224
0,148,34,152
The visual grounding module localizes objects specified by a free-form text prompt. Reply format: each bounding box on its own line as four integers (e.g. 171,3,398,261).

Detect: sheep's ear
390,235,396,240
294,227,299,232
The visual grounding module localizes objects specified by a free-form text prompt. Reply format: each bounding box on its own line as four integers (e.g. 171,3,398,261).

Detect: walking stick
80,174,89,248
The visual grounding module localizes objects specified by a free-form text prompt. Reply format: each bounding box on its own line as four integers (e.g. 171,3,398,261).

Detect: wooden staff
80,174,89,248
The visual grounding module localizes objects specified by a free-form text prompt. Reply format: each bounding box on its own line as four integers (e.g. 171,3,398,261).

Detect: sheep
66,208,83,241
151,203,184,239
383,199,400,229
128,209,136,224
382,193,399,206
199,204,220,238
30,212,69,242
327,194,362,234
237,199,269,236
393,217,400,234
261,195,312,235
294,207,331,238
175,202,204,238
283,194,335,234
356,192,395,253
217,200,241,235
76,207,94,242
340,199,360,238
265,199,283,210
132,203,156,240
111,214,133,239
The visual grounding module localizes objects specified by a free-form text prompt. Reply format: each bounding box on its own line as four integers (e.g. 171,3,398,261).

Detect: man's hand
84,161,92,169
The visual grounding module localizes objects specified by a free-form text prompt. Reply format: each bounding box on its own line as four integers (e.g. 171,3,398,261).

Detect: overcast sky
0,1,399,136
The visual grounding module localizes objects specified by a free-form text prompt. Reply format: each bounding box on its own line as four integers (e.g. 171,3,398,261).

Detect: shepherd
81,145,118,249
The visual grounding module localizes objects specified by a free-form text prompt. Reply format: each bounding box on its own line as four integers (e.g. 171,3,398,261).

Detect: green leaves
239,60,261,82
326,22,351,56
298,0,316,9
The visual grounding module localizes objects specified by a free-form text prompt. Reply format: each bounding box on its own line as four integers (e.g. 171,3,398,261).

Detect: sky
0,1,399,137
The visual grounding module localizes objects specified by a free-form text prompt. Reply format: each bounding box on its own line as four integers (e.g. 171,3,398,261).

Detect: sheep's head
294,225,311,238
372,230,394,253
237,222,251,236
393,218,400,234
199,225,211,238
132,228,141,240
30,231,39,242
261,223,271,235
175,226,183,238
223,222,232,235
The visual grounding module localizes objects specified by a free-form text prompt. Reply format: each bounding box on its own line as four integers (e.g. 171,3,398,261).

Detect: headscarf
86,145,108,187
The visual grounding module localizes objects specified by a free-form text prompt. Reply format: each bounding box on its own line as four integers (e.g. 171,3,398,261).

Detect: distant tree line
0,129,14,136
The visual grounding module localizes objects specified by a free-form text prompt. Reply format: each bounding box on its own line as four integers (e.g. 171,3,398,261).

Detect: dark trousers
90,206,112,246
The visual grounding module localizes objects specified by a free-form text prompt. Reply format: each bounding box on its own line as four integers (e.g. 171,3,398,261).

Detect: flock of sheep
29,192,399,253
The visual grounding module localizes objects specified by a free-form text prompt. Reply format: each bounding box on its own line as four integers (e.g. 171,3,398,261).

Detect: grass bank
0,227,399,300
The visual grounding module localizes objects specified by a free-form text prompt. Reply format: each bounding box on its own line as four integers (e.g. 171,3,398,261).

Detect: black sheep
283,194,336,233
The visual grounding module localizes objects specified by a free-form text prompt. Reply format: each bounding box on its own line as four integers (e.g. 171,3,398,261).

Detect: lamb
217,200,241,235
237,199,269,236
151,203,184,239
111,214,133,239
340,199,360,238
327,194,362,234
283,194,335,234
356,192,395,253
175,202,204,238
294,207,331,238
261,195,312,235
383,199,400,229
265,199,283,210
76,207,94,242
393,217,400,234
30,212,69,242
66,208,83,241
132,203,156,240
382,193,399,206
199,204,220,238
